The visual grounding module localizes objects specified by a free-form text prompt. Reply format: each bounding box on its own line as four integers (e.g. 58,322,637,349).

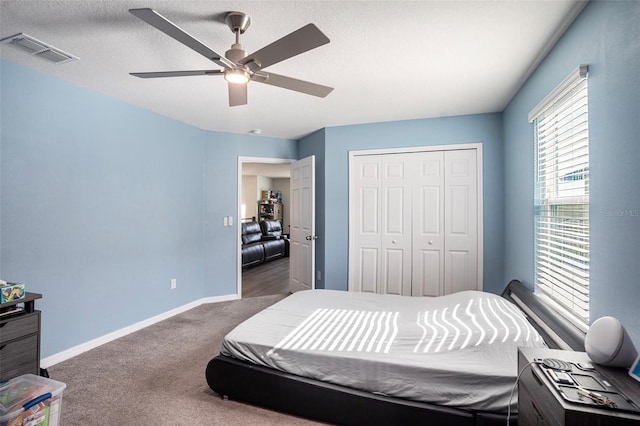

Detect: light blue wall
0,59,295,358
0,60,205,356
321,114,505,294
503,1,640,344
203,132,297,296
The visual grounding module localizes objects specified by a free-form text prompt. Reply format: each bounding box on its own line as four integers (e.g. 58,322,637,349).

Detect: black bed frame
206,280,586,425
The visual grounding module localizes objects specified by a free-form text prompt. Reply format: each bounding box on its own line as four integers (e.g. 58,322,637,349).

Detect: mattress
221,289,546,412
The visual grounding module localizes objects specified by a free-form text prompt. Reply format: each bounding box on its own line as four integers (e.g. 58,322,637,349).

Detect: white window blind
530,65,589,329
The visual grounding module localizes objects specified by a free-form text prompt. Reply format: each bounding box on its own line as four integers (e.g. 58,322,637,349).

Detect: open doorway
239,158,292,298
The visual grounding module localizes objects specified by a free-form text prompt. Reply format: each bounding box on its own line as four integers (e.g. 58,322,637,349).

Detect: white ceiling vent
1,33,78,64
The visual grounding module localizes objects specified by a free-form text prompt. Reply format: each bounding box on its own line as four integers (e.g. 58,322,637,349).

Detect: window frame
529,65,590,332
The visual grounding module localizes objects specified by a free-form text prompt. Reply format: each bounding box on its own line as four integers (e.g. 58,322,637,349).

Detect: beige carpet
47,294,326,425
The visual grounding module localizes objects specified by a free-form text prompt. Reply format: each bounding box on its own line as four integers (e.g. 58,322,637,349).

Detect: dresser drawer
519,377,562,426
0,311,40,342
0,311,40,343
0,334,39,381
519,365,564,426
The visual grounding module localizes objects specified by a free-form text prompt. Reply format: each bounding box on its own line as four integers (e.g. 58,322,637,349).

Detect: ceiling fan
129,8,333,107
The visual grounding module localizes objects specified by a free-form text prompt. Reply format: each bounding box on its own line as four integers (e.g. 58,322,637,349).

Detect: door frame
347,143,484,292
237,156,295,298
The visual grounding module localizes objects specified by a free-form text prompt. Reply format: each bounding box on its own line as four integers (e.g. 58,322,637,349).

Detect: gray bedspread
221,289,546,412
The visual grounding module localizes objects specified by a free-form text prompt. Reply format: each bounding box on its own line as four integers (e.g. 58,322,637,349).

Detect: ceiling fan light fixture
128,8,332,107
224,68,250,84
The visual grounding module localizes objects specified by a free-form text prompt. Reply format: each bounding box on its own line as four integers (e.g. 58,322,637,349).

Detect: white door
349,154,412,295
443,149,478,294
412,151,445,296
289,156,315,292
348,155,381,293
349,146,481,296
380,154,413,295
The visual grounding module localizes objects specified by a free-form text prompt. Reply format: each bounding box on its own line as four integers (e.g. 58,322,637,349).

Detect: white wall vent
1,33,78,64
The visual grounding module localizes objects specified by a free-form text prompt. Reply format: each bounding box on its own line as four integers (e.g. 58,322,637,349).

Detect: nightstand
518,347,640,425
0,292,43,381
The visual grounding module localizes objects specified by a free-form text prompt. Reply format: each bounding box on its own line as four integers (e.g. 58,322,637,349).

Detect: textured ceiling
0,0,587,139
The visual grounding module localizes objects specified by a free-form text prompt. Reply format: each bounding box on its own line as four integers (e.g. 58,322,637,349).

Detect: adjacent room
240,161,291,298
1,1,639,424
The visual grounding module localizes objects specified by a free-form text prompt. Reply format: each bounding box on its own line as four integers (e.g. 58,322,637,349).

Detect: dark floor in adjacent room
242,256,290,298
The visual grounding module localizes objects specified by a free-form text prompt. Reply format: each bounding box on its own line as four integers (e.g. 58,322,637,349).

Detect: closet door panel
444,150,478,294
412,151,445,296
360,248,379,293
381,155,412,296
449,186,470,235
383,249,405,295
357,187,381,293
361,188,379,233
421,187,441,234
384,186,405,234
350,157,382,292
445,250,470,294
413,249,442,296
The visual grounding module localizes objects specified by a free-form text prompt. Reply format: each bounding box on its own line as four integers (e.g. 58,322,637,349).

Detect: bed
206,280,586,425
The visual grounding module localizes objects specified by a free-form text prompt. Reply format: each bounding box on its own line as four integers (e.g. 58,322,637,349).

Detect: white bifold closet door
349,148,479,296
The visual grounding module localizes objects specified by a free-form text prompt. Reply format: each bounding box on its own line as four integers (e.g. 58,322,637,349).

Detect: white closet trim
349,143,483,157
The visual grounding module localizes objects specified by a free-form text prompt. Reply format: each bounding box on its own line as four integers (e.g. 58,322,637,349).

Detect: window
529,65,589,330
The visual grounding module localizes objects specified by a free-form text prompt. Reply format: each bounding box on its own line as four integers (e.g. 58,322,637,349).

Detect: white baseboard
41,293,239,368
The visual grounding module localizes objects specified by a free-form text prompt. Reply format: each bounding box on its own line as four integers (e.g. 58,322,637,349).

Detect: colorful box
0,374,66,426
0,283,25,304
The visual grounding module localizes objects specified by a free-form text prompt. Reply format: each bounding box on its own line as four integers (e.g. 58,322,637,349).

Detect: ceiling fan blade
253,72,333,98
240,24,329,71
228,83,248,107
130,70,223,78
129,8,235,69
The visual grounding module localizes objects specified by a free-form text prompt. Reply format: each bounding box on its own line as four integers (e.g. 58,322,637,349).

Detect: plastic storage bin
0,374,66,426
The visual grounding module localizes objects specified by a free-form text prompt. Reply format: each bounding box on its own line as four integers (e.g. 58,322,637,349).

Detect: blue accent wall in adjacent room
503,0,640,344
321,114,505,294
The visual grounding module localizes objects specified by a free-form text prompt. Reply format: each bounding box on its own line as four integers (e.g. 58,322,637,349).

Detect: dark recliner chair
260,220,288,261
260,219,284,237
241,221,265,268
